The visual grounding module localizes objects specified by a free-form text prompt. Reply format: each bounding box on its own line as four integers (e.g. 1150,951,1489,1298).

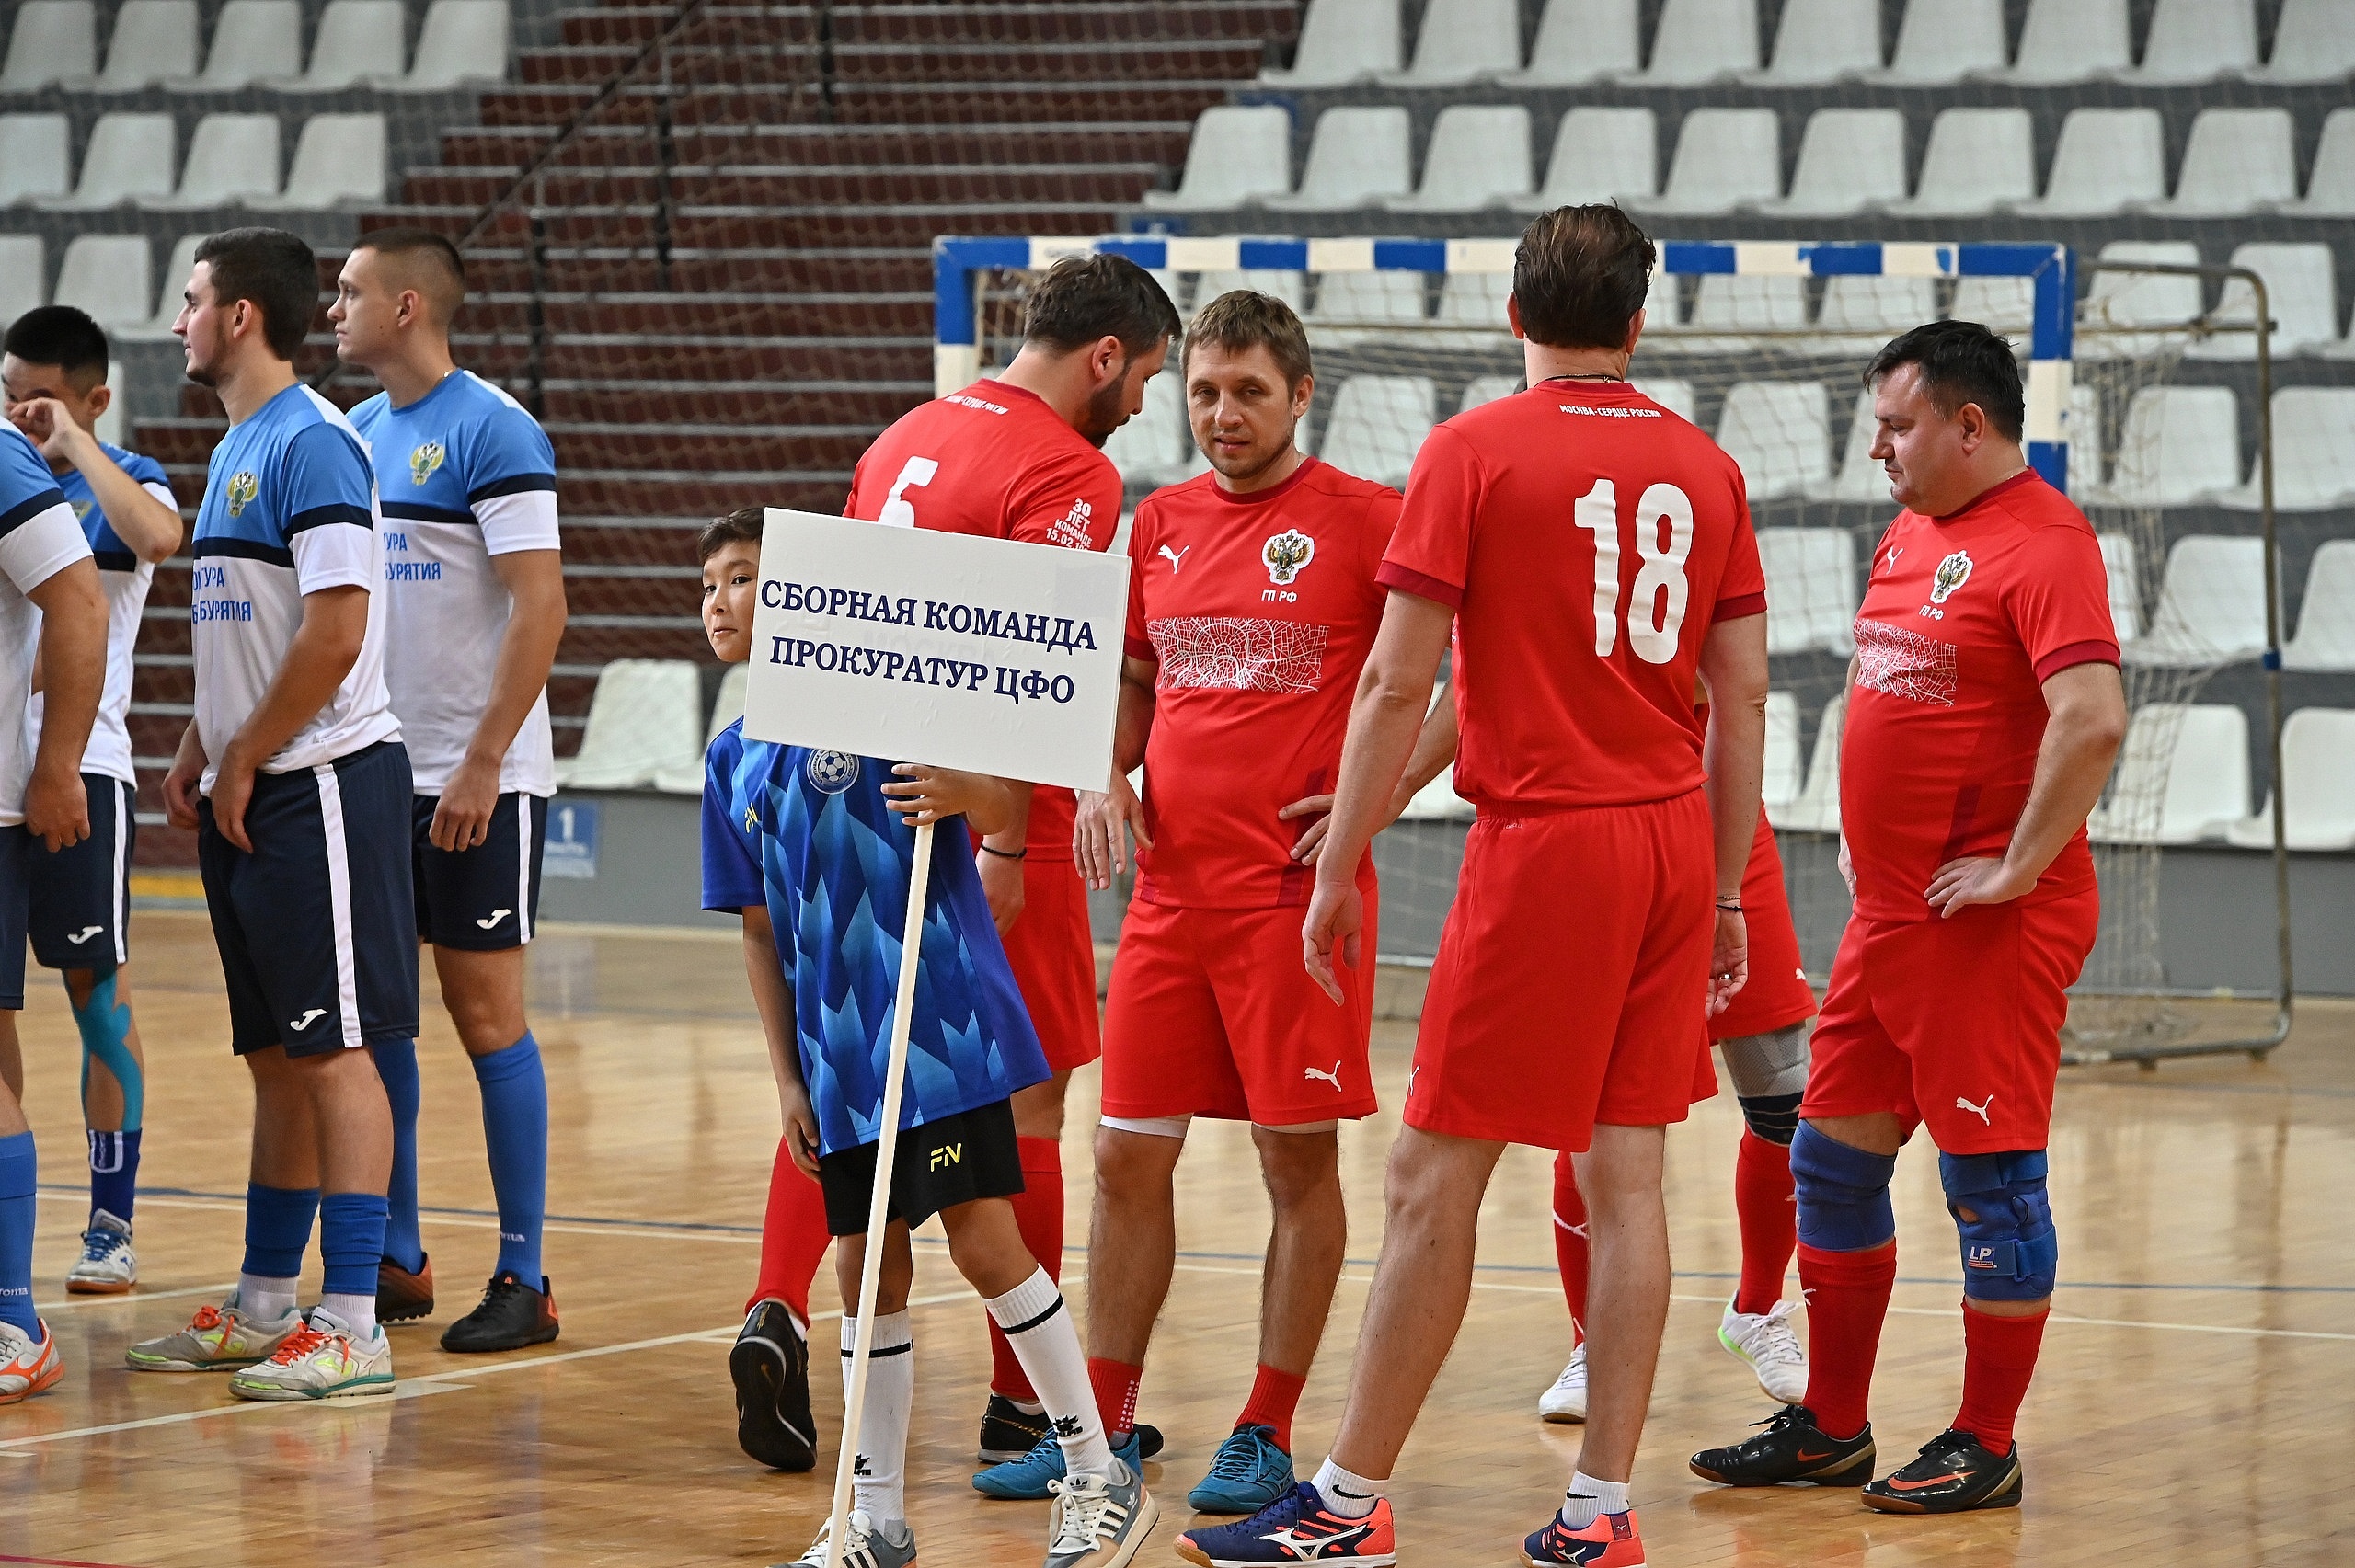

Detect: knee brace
1789,1122,1896,1253
1939,1150,2057,1302
1723,1024,1809,1146
72,968,143,1133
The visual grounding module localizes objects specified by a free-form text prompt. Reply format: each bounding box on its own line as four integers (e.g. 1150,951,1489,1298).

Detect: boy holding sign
697,512,1155,1568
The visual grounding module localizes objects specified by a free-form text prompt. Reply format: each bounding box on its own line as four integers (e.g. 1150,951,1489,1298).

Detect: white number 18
1570,477,1694,665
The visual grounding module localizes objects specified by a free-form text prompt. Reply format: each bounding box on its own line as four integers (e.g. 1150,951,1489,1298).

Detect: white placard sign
743,508,1128,793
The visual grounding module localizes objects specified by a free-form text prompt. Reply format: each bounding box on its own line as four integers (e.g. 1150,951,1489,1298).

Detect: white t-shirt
0,425,101,823
349,370,560,797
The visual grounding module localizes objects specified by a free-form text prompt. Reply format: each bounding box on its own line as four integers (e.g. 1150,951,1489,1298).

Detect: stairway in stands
132,0,1297,865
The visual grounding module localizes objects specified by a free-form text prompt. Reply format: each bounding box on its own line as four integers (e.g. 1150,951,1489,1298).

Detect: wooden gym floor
0,910,2348,1566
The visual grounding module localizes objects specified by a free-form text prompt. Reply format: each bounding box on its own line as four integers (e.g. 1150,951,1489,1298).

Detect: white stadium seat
1632,377,1694,422
1717,382,1832,502
2077,241,2201,360
1388,0,1519,83
1103,373,1190,489
160,114,281,208
0,238,46,333
2097,386,2241,509
1885,109,2034,217
278,0,406,90
95,0,197,91
3,1,97,89
2284,541,2355,671
268,113,387,208
184,0,304,91
2256,0,2355,82
1504,0,1637,84
1268,107,1410,211
1514,107,1656,211
1458,375,1520,415
1763,691,1803,809
1634,108,1780,214
2156,109,2297,217
1682,276,1809,353
1879,0,2005,82
1755,528,1857,655
1385,106,1532,212
403,0,511,90
1949,275,2036,333
2088,704,2249,844
652,666,753,790
1431,272,1511,348
557,660,706,790
1318,376,1434,489
1757,0,1881,83
1771,692,1844,832
52,235,154,329
1815,275,1936,350
2064,385,2106,500
41,113,176,209
2124,536,2271,666
2223,390,2355,512
1763,109,1908,215
117,234,206,342
1263,0,1398,84
1144,106,1292,210
0,115,72,206
2099,529,2139,640
2006,0,2130,83
1642,0,1756,82
2134,0,2257,82
2018,109,2166,217
2226,709,2355,851
2290,109,2355,216
1306,270,1425,347
1812,388,1889,503
2193,245,2341,361
1194,269,1305,314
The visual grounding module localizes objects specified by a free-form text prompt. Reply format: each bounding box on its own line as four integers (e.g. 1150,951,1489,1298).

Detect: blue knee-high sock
473,1032,547,1282
87,1129,141,1225
371,1039,425,1273
0,1132,37,1336
319,1191,389,1299
241,1183,320,1280
74,969,143,1223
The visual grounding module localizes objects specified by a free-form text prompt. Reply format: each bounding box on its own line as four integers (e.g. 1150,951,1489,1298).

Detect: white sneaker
66,1209,135,1294
1045,1459,1158,1568
227,1307,395,1401
1537,1343,1588,1423
775,1510,916,1568
126,1291,303,1372
0,1318,63,1403
1718,1296,1809,1405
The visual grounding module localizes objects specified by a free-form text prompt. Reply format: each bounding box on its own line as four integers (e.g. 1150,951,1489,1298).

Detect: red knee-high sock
1796,1241,1896,1441
1732,1130,1799,1316
747,1137,833,1326
988,1137,1066,1401
1953,1304,2048,1457
1551,1150,1590,1344
1089,1357,1143,1441
1234,1364,1308,1453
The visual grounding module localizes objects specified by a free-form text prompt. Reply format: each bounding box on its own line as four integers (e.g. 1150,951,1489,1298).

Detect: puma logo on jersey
1303,1060,1343,1091
1883,545,1904,573
289,1008,327,1032
1158,544,1191,574
1955,1095,1993,1125
477,910,511,930
65,925,102,944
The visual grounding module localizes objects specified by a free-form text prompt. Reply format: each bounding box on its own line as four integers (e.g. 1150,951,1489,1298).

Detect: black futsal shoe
1862,1428,2024,1515
1136,1423,1164,1459
979,1393,1051,1463
1690,1404,1877,1487
376,1254,434,1322
439,1271,561,1354
731,1300,817,1471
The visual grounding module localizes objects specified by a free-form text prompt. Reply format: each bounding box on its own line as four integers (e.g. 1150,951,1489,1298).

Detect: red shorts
1100,882,1379,1127
1000,857,1102,1073
1713,816,1819,1042
1801,885,2099,1155
1407,790,1714,1152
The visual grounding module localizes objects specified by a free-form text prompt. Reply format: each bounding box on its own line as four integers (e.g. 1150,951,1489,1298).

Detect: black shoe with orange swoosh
1862,1429,2023,1514
1689,1404,1877,1487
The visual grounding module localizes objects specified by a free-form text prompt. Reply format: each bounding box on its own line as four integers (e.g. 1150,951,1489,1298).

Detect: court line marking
33,1282,235,1312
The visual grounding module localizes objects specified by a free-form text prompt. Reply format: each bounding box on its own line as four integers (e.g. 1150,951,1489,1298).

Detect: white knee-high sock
841,1310,913,1527
985,1268,1113,1481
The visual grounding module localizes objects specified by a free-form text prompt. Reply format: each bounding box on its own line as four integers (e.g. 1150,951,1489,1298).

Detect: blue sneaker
972,1424,1143,1501
1175,1482,1395,1566
1186,1425,1295,1515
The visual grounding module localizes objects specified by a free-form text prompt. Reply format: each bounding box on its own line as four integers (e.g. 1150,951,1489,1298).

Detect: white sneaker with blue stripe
66,1209,135,1294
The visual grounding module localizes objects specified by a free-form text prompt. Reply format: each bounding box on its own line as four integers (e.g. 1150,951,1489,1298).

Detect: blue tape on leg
1790,1123,1897,1253
1939,1150,2057,1301
72,970,142,1133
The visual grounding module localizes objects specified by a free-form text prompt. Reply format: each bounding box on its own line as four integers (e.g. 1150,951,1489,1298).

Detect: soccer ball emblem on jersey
409,441,447,486
1262,530,1315,586
1929,550,1974,604
805,750,859,795
225,470,259,516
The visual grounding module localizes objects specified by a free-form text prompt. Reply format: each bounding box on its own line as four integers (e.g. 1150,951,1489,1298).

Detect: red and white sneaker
0,1318,63,1404
1525,1507,1643,1567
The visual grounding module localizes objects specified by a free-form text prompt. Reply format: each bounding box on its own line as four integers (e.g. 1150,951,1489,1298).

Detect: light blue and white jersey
190,383,398,794
28,441,176,784
349,370,560,797
0,424,98,822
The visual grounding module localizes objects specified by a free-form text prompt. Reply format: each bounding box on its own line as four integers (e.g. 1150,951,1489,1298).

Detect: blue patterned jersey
701,719,1048,1157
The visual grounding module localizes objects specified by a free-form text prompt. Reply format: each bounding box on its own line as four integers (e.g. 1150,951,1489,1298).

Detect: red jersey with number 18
843,379,1124,860
1378,381,1767,812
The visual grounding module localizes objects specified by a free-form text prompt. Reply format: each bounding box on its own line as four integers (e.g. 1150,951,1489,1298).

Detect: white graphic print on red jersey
1855,619,1959,707
1147,616,1328,694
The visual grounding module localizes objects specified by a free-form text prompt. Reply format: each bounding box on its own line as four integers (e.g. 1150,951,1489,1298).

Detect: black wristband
980,844,1028,861
1716,898,1743,911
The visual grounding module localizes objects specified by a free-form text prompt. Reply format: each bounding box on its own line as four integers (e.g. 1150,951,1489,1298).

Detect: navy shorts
0,826,32,1010
197,740,419,1059
412,791,547,951
29,773,134,971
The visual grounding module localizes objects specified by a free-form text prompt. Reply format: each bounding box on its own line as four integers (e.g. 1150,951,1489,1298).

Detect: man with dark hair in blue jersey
125,228,418,1401
3,305,185,1296
0,420,108,1404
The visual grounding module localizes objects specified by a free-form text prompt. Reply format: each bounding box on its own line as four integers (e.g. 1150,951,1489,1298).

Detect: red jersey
1124,458,1400,908
1378,381,1766,812
844,379,1123,861
1841,469,2119,924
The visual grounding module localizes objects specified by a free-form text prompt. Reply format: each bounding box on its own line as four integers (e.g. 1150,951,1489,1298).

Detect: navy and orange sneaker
1861,1428,2023,1515
1689,1403,1876,1487
1525,1507,1643,1567
1174,1482,1396,1567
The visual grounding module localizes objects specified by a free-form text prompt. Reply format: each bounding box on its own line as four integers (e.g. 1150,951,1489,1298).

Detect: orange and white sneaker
227,1308,395,1402
0,1318,63,1404
125,1291,303,1372
1525,1507,1643,1567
